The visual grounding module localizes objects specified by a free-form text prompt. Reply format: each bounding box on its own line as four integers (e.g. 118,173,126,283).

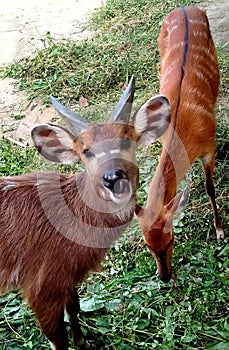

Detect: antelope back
137,6,220,283
159,6,219,150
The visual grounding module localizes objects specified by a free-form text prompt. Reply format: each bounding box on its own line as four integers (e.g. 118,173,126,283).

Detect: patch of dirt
0,0,228,147
0,0,104,145
0,0,104,65
0,78,59,145
203,0,229,48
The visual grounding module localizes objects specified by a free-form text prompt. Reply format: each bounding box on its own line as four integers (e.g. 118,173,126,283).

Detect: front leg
30,297,69,350
66,289,95,349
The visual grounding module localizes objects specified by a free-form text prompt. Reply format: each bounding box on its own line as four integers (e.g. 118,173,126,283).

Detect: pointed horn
112,75,135,123
50,96,90,135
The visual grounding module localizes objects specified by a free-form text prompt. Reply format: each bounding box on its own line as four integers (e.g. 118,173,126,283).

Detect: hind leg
66,289,95,349
202,154,224,241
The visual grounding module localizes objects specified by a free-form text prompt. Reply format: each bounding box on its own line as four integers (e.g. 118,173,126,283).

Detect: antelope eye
121,139,131,150
82,149,94,158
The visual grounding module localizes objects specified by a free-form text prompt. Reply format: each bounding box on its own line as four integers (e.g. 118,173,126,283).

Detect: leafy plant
0,0,228,349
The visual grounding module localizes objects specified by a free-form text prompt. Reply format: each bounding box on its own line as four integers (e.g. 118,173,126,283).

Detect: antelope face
136,189,189,283
143,222,174,283
75,123,139,205
32,77,171,214
137,206,175,283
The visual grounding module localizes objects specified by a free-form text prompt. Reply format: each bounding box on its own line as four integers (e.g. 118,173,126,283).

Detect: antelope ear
167,187,190,216
164,187,189,233
31,124,80,164
134,95,170,145
135,204,143,216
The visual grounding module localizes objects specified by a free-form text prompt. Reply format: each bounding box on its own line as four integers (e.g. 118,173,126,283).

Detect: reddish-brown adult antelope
0,76,171,349
136,6,224,283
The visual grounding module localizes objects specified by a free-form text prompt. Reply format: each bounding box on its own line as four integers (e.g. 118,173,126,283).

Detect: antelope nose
103,170,125,190
104,168,131,194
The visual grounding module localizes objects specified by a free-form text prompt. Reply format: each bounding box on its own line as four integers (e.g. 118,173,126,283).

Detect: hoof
216,228,225,241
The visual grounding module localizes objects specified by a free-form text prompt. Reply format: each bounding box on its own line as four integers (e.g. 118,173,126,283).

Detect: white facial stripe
96,151,106,159
95,149,121,159
110,149,120,155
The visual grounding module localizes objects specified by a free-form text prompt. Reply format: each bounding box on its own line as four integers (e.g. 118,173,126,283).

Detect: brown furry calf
0,76,171,349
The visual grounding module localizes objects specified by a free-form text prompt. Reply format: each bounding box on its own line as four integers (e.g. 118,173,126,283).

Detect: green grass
0,0,228,349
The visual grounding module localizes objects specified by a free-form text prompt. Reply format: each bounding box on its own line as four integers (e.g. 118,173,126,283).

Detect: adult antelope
136,6,224,283
0,76,171,349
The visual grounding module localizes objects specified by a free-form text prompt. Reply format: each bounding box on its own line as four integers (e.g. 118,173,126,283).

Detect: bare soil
0,0,228,146
0,0,104,144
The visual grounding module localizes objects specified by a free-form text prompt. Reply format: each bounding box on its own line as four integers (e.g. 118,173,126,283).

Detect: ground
0,0,228,145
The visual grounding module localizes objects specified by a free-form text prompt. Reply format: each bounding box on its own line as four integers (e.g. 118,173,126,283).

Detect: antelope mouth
100,178,132,204
112,179,131,199
112,179,131,198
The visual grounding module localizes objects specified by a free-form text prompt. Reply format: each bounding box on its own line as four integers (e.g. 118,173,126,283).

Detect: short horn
112,75,135,123
50,96,90,135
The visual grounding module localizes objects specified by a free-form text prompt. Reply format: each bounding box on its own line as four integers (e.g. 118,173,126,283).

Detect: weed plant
0,0,228,349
